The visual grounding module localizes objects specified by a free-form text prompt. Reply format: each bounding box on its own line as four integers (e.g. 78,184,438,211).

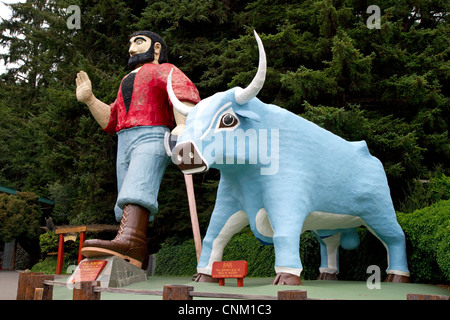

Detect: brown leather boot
81,204,149,269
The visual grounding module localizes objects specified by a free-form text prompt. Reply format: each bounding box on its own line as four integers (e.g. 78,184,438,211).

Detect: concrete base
68,256,147,288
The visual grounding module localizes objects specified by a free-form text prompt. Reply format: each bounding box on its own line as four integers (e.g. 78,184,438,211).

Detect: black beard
127,50,154,70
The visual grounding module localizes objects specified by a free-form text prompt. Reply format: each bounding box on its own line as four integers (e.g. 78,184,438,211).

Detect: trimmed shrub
154,200,449,283
154,240,197,276
397,199,449,283
154,227,385,280
39,232,59,255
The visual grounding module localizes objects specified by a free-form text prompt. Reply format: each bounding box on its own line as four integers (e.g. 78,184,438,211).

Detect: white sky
1,0,26,74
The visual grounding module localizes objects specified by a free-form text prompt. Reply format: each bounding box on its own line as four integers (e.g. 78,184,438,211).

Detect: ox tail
340,228,360,250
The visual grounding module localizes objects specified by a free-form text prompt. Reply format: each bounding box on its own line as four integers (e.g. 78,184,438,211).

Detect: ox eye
220,113,238,128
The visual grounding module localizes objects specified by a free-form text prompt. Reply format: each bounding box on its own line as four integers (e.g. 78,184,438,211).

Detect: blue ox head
167,31,278,175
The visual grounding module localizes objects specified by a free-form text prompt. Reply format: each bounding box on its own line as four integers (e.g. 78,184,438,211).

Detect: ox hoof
273,273,303,286
318,272,338,280
384,274,411,283
193,273,219,283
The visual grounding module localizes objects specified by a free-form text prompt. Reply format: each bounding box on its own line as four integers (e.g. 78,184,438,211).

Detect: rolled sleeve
166,66,201,106
103,100,118,134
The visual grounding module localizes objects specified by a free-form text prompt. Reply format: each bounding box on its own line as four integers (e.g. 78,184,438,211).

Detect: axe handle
184,174,202,262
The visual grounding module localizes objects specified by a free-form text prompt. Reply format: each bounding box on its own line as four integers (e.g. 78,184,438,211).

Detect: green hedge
154,240,198,276
155,228,387,281
397,200,449,283
155,200,449,283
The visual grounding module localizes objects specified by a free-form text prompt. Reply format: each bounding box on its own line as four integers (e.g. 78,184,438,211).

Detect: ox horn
235,30,267,105
167,68,192,116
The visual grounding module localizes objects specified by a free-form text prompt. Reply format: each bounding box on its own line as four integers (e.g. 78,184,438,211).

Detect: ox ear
234,109,260,122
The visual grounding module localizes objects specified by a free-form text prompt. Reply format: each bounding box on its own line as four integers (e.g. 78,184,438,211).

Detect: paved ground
2,270,448,300
0,271,19,300
0,270,69,300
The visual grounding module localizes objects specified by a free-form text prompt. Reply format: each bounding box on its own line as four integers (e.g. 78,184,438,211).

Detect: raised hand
75,71,94,104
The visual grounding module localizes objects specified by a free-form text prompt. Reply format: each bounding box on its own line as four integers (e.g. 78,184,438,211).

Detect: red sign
212,260,248,287
72,260,107,283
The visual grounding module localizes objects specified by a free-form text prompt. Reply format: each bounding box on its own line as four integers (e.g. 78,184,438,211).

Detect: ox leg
271,218,305,285
195,209,249,282
272,230,303,285
362,212,410,282
313,231,340,280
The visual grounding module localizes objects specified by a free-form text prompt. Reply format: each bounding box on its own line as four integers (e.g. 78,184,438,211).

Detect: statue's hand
76,71,94,104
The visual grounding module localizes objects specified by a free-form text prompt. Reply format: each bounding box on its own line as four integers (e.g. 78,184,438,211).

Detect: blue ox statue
166,31,410,285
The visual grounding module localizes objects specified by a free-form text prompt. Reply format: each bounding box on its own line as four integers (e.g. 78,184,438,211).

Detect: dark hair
130,30,168,64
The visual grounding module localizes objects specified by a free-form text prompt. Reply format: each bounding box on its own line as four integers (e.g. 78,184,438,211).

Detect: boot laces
116,206,129,239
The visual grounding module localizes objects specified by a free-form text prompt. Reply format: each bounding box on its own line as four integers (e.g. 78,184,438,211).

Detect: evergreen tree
0,0,448,252
0,192,43,265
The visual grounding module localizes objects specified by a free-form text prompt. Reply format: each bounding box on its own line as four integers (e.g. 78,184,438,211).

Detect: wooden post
27,274,54,300
34,288,44,300
17,272,41,300
277,290,308,300
56,233,65,275
16,272,29,300
73,281,101,300
163,285,193,300
78,231,86,264
16,273,54,300
407,293,450,300
40,274,54,300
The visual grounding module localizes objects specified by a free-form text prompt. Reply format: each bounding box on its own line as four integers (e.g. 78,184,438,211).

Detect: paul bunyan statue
75,31,201,268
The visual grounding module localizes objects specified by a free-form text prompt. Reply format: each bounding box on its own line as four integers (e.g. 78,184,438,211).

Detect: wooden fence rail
16,272,449,301
406,293,450,300
17,272,308,300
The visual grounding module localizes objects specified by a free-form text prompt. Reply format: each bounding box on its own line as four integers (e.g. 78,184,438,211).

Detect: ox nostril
172,141,208,174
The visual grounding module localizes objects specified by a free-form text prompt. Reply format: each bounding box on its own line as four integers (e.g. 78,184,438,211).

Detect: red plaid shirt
104,63,200,134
